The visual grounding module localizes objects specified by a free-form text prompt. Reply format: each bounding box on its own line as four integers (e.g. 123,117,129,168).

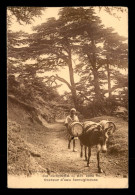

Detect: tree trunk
91,39,102,102
106,60,111,98
68,51,78,109
92,68,102,101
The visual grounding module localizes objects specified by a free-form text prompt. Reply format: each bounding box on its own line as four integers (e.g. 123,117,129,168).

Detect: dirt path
20,121,127,178
37,122,98,175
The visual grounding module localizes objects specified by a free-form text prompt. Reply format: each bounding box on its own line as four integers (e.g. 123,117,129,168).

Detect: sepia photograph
7,6,128,188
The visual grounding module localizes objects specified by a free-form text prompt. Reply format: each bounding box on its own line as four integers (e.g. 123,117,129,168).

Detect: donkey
79,120,116,173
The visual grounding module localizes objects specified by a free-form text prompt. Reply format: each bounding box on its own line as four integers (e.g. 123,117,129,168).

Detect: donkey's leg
97,151,103,173
97,144,102,172
97,144,103,173
80,142,83,158
68,137,72,149
87,147,91,167
85,146,88,161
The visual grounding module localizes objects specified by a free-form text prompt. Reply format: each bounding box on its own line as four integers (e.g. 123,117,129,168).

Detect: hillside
8,95,128,178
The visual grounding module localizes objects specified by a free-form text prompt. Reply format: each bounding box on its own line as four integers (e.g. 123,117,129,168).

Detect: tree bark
91,39,103,102
92,68,102,99
68,50,78,109
106,60,112,98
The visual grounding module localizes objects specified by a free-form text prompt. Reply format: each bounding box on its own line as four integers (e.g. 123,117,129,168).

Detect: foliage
99,7,127,19
8,72,62,103
7,7,128,116
7,7,46,25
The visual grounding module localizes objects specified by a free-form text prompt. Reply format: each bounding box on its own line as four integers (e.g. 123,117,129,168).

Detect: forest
7,7,128,120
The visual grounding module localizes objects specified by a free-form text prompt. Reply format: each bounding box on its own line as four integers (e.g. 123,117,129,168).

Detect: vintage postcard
7,6,128,188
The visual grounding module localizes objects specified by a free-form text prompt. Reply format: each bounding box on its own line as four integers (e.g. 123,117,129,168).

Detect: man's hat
70,108,76,112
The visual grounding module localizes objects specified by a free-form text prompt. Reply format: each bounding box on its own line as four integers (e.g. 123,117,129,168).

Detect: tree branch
55,74,72,90
78,91,92,102
102,83,127,95
46,75,72,90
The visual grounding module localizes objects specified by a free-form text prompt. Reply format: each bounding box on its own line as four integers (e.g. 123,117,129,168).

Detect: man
65,108,79,152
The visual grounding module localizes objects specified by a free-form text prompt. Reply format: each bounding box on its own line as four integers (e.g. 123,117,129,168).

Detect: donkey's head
97,120,116,153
